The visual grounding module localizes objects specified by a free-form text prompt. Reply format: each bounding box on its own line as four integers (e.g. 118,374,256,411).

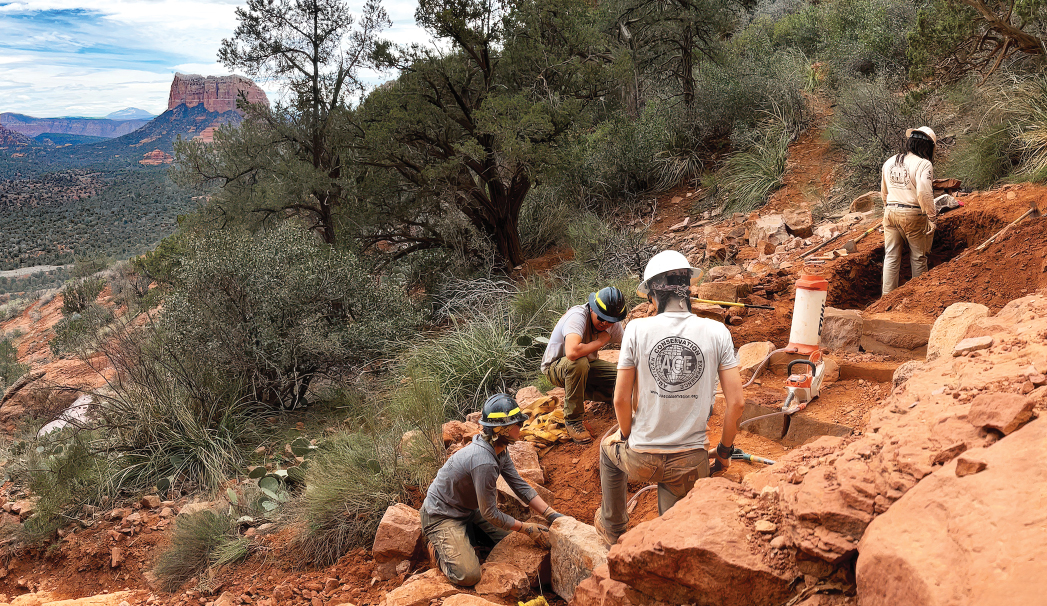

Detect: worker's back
618,312,738,453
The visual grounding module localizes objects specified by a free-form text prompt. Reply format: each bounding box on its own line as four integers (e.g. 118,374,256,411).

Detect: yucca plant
721,109,794,214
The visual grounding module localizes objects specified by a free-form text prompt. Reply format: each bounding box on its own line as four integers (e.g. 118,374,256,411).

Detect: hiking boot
565,418,592,444
593,508,619,547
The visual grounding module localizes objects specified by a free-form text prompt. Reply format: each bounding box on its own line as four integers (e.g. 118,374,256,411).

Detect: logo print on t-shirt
648,336,705,392
888,165,911,190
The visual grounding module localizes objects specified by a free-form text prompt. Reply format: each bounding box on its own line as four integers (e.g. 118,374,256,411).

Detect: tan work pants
598,439,708,540
545,356,616,421
882,207,933,295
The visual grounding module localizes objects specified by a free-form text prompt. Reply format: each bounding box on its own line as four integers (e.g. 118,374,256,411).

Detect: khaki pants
420,507,510,586
597,440,708,539
882,208,933,296
545,356,616,421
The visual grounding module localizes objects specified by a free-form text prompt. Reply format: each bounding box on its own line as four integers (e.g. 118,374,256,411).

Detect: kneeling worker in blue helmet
595,250,746,546
540,286,629,443
421,393,564,586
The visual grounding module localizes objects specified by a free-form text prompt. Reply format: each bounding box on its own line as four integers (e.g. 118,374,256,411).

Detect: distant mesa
106,107,156,121
139,149,173,166
168,73,269,114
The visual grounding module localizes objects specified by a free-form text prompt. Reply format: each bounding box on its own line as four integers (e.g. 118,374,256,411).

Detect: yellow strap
595,293,606,310
486,407,521,419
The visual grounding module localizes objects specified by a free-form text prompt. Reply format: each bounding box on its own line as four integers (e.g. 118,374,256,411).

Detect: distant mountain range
106,107,157,121
0,113,149,139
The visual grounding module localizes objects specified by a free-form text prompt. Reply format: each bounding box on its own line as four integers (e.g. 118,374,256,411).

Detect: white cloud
0,0,426,117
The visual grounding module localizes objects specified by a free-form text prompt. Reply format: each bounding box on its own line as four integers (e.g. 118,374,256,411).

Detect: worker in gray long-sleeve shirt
421,393,564,586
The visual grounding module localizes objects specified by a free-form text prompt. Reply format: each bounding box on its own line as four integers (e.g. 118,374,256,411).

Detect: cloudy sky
0,0,423,118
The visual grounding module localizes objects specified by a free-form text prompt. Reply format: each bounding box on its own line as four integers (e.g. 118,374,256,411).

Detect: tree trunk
493,214,526,268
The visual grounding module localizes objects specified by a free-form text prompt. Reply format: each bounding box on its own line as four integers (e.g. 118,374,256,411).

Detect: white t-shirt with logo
617,312,739,453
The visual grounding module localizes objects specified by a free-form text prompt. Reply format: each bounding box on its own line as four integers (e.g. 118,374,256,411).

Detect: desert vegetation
4,0,1047,593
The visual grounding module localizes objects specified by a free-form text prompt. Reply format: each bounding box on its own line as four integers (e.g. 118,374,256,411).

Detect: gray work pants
420,507,510,586
598,439,708,539
882,208,934,295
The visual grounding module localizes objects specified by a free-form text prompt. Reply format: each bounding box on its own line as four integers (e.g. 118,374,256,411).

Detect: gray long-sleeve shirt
422,435,539,530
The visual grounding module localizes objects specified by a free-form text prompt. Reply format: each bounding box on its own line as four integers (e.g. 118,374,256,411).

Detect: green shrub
0,338,27,389
71,256,110,279
829,79,933,180
50,303,114,357
518,186,573,258
20,435,112,545
941,125,1014,189
153,510,242,591
291,431,410,566
403,309,546,419
1001,75,1047,181
160,224,420,410
721,113,793,214
60,278,105,315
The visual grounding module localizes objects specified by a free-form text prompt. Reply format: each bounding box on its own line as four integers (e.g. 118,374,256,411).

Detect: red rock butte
167,73,269,113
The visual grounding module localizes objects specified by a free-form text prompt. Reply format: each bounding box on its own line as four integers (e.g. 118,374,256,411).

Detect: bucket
787,275,829,355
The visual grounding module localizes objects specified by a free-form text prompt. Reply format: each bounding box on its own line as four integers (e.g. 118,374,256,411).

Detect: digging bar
974,200,1041,252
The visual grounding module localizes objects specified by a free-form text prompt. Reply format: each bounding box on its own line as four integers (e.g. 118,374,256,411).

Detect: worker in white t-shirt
881,126,938,295
594,250,746,546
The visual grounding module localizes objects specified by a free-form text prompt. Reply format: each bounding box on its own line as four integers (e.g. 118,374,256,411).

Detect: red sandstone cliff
167,73,269,113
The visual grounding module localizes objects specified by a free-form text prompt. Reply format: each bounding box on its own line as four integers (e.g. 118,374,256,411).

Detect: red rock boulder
856,418,1047,606
372,503,424,562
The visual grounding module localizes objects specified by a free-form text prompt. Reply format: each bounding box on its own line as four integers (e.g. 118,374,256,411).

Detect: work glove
925,221,936,235
542,506,565,524
520,522,551,548
711,442,733,475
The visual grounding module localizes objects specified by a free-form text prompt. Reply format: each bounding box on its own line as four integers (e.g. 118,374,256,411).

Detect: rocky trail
2,123,1047,605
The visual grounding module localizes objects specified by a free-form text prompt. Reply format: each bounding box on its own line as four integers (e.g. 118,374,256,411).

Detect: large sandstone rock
783,208,814,238
706,265,742,280
856,418,1047,606
606,478,794,605
550,516,608,601
442,420,482,445
891,360,924,388
967,392,1035,435
506,441,544,485
926,303,989,361
861,314,932,357
822,308,863,353
849,191,881,213
168,73,269,113
748,215,788,248
486,527,551,586
372,503,424,562
475,562,529,599
495,476,554,521
697,281,741,303
382,570,458,606
574,564,675,606
737,341,776,380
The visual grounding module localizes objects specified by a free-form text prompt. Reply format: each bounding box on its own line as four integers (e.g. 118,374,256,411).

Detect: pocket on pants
623,450,662,483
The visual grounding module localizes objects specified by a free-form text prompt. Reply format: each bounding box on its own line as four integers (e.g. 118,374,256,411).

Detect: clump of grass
290,431,410,567
722,115,793,214
153,510,244,591
941,125,1013,189
1000,75,1047,181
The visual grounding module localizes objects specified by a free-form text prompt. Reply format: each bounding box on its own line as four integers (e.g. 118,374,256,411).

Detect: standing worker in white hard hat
540,286,630,443
881,126,938,296
421,393,564,586
594,251,746,546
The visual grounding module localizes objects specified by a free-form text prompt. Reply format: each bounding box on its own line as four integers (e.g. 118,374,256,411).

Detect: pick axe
974,200,1041,252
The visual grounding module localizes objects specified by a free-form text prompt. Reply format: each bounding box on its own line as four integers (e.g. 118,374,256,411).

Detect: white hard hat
905,126,937,144
637,250,703,297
